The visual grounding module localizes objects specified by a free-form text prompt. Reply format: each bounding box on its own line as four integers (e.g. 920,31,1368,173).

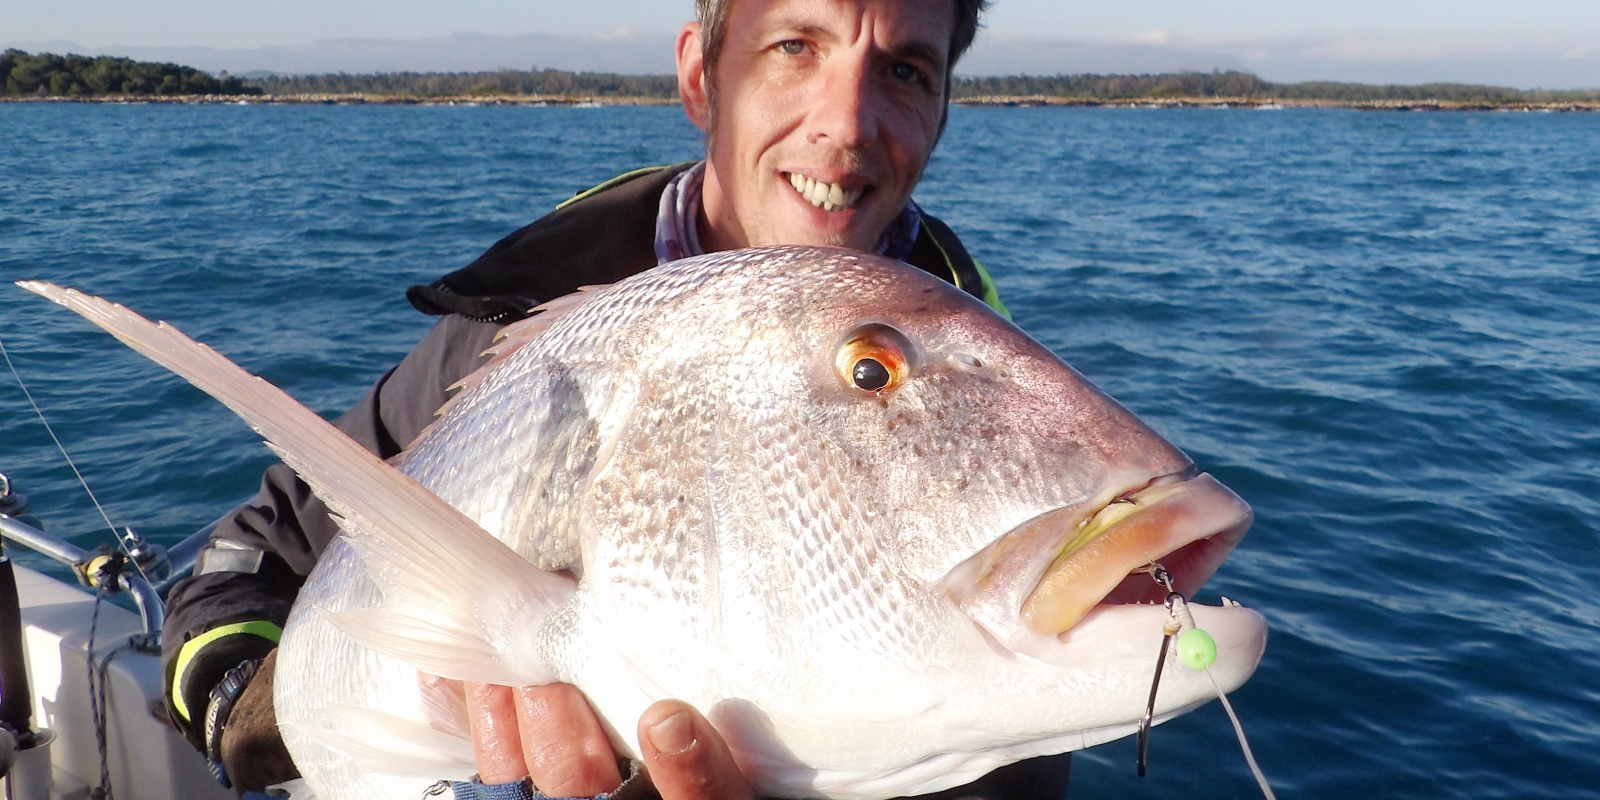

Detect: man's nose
808,52,878,150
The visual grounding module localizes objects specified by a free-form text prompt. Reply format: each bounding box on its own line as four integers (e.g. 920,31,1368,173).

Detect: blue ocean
1,103,1596,799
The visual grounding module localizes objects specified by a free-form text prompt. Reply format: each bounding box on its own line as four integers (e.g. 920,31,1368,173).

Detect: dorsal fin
424,285,613,438
19,280,574,687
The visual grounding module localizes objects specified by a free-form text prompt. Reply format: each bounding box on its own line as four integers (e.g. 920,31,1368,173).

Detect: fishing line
6,335,157,800
0,338,152,586
1204,663,1276,800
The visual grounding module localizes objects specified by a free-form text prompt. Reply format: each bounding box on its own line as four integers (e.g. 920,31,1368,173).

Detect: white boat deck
7,565,231,800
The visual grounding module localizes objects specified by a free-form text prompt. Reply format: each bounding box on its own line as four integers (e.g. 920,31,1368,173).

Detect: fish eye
852,358,891,391
834,323,915,396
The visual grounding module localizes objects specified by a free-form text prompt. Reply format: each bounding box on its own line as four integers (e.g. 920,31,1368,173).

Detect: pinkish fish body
22,246,1265,800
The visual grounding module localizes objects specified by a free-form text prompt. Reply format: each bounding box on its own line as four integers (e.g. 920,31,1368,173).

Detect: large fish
21,245,1265,800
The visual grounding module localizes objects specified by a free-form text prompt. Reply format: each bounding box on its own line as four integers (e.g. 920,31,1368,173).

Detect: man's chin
808,231,865,250
768,217,882,253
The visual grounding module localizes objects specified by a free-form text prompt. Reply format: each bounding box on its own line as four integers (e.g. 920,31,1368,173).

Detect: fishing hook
1136,562,1182,777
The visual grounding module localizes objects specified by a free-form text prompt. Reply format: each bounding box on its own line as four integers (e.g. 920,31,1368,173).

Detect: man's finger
513,683,623,797
465,682,530,785
638,700,754,800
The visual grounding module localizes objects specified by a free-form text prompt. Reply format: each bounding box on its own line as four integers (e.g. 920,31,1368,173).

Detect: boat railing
0,471,236,799
0,471,224,640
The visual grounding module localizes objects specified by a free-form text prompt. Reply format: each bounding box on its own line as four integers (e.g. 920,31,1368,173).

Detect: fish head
519,245,1264,789
735,247,1254,652
581,245,1270,789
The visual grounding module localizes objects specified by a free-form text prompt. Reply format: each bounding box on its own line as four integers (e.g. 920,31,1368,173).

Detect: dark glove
166,618,282,752
210,648,301,792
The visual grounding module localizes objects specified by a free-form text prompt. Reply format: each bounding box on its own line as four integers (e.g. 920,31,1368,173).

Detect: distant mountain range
6,31,1597,90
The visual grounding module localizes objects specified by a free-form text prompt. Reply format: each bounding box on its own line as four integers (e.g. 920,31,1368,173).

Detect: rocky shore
0,93,678,106
954,95,1600,112
4,93,1597,111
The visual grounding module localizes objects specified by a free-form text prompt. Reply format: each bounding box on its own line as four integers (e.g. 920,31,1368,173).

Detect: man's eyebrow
757,17,948,68
756,15,826,41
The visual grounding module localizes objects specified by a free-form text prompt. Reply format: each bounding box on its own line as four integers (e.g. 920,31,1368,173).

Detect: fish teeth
787,172,864,212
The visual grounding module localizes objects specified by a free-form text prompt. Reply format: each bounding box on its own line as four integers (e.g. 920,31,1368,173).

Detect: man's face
678,0,954,252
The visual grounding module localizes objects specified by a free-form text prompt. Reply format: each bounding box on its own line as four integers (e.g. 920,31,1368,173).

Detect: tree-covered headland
250,68,677,100
947,72,1600,106
951,71,1599,106
2,50,1595,108
245,68,1599,105
1,50,260,97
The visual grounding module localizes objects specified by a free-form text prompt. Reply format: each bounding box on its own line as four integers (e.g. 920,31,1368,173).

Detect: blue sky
11,0,1600,46
8,1,1600,88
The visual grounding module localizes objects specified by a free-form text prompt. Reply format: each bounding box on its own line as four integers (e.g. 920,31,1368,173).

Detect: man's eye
890,62,924,84
778,40,805,55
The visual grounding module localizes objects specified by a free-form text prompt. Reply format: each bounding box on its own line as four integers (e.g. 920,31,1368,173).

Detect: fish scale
743,401,916,666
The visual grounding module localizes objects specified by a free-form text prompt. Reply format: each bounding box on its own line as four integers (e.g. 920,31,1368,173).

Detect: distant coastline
0,93,680,107
955,95,1600,112
4,50,1597,111
4,93,1597,112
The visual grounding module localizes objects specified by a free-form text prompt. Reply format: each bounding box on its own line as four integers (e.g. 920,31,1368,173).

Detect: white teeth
787,172,864,212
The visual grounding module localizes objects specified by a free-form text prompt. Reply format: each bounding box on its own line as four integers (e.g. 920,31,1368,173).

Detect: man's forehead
731,0,955,51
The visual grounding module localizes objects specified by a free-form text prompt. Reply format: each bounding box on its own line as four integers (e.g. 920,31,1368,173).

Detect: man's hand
217,649,301,791
636,699,753,800
466,682,753,800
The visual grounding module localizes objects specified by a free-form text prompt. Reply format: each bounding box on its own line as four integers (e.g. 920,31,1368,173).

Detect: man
163,1,1066,797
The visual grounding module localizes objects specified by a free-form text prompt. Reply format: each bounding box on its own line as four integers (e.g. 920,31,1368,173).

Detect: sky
7,0,1600,88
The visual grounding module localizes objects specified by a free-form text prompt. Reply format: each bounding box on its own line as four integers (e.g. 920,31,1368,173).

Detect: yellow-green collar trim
921,213,1011,320
170,620,283,724
971,258,1013,320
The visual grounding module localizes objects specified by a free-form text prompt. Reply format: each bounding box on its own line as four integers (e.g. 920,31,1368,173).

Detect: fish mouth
1020,473,1252,636
939,472,1252,648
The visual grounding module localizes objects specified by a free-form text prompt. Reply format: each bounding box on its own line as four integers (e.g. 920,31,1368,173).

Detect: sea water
0,103,1596,799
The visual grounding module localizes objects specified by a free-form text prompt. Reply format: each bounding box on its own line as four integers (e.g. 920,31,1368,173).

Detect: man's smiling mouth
786,172,866,212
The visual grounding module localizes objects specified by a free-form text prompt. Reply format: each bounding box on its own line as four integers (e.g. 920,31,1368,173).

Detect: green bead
1177,628,1217,671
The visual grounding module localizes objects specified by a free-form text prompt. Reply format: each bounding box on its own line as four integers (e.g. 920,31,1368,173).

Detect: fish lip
1019,472,1252,636
936,471,1252,649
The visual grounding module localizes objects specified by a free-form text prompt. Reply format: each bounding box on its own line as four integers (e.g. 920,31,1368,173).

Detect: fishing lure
1135,562,1277,800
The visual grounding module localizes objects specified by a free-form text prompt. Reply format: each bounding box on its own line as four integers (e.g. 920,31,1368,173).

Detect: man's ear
676,21,710,130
